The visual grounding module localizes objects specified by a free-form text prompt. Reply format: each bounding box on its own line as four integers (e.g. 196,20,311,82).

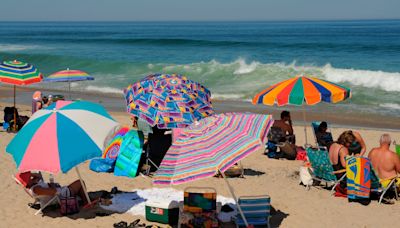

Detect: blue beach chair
306,147,346,194
236,195,271,228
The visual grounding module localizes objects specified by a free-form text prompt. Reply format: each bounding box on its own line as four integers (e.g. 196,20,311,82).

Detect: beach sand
0,100,399,228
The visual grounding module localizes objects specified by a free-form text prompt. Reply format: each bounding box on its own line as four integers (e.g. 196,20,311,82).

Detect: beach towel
114,130,144,178
346,157,371,199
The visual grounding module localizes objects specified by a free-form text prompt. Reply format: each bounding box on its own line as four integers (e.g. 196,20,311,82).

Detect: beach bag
59,187,79,215
299,166,313,186
89,158,115,173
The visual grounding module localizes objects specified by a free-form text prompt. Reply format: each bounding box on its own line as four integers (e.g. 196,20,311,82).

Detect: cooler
145,200,179,225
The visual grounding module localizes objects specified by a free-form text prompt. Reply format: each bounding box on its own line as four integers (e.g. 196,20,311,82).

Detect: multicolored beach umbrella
0,60,43,85
0,60,43,131
6,100,119,173
252,75,351,144
44,69,93,98
124,73,214,129
252,75,351,106
153,113,274,185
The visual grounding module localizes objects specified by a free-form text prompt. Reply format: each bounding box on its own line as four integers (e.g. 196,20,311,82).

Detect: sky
0,0,399,21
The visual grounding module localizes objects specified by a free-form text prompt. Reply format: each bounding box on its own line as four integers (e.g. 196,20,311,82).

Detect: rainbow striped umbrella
252,75,351,144
124,73,214,129
153,113,273,227
153,113,273,185
252,75,351,106
45,69,93,98
0,60,43,131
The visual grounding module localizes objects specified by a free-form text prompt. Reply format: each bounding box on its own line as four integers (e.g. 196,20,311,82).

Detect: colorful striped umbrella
253,75,351,106
153,113,273,227
6,100,119,173
252,75,351,144
6,100,119,204
44,69,93,98
153,113,273,185
124,73,214,129
0,60,43,131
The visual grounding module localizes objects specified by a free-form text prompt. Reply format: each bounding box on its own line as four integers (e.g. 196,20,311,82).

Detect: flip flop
114,221,128,228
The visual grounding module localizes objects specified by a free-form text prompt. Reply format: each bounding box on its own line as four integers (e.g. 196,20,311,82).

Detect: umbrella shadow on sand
38,190,146,220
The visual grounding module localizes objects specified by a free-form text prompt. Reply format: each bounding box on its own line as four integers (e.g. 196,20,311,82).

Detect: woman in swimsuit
329,132,356,172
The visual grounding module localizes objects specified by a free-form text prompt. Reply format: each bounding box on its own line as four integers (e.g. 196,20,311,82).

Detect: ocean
0,20,399,117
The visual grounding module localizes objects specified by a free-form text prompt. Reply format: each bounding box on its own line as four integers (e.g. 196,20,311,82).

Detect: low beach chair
311,121,333,149
178,187,219,228
394,141,400,157
370,169,399,204
306,147,346,194
13,172,60,215
235,195,271,228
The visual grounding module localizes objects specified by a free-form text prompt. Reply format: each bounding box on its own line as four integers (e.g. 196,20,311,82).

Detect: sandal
114,221,128,228
127,219,140,228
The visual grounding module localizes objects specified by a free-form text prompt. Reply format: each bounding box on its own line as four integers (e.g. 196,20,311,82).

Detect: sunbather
273,111,295,143
20,171,89,207
368,134,400,190
342,130,366,156
329,132,354,174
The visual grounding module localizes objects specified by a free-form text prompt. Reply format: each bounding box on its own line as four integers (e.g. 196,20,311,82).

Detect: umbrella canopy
153,113,274,185
252,76,351,106
0,60,42,85
6,100,119,173
124,73,214,129
45,69,93,82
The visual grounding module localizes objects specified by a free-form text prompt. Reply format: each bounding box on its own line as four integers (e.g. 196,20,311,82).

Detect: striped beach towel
346,157,371,199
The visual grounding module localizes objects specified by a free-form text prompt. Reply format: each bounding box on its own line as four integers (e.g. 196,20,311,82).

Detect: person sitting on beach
316,121,333,149
344,130,367,156
19,171,90,207
368,134,400,190
329,131,355,173
42,96,49,109
273,111,295,144
32,91,43,114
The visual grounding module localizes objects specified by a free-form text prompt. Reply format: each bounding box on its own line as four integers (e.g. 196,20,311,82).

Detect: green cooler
145,200,179,225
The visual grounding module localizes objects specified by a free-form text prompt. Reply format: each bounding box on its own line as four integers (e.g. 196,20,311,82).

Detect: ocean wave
85,85,123,94
379,103,400,110
0,44,42,52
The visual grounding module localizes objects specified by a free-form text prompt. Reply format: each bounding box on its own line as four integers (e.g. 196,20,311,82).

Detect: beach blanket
346,157,371,199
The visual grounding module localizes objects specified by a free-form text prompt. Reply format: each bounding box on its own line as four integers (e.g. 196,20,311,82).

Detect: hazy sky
1,0,399,21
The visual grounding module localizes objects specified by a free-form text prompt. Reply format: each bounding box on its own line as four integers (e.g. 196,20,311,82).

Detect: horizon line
1,18,400,23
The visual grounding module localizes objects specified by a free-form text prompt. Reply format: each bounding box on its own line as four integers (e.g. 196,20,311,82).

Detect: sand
0,101,399,228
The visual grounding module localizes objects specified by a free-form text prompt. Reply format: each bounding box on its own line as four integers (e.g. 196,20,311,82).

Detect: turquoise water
0,20,399,117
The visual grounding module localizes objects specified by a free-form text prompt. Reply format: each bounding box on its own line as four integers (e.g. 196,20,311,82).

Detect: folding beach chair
13,172,60,215
370,169,399,204
305,147,346,194
235,195,271,228
311,121,333,149
178,187,219,228
394,141,400,157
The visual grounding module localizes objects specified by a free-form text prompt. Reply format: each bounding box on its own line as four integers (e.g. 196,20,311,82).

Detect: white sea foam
85,85,123,94
233,58,259,74
379,103,400,110
211,93,245,100
321,64,400,92
0,44,42,52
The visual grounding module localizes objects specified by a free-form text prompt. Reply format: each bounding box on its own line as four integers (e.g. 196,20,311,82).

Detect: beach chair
305,146,346,194
235,195,271,228
311,121,333,149
178,187,219,228
394,141,400,157
13,172,59,215
370,169,399,204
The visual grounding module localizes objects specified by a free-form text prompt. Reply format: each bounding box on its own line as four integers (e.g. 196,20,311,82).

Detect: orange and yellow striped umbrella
252,76,351,106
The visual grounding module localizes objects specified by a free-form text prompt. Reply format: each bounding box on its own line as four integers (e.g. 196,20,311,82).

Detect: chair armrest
332,169,346,174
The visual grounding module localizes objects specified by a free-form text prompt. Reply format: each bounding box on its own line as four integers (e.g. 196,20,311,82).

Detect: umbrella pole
220,170,249,227
69,81,71,100
13,85,17,131
303,107,308,146
75,167,91,204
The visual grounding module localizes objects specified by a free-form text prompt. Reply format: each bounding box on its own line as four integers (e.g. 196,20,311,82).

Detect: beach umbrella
6,100,119,204
44,68,94,98
252,75,351,144
0,60,43,130
124,73,214,129
153,113,274,226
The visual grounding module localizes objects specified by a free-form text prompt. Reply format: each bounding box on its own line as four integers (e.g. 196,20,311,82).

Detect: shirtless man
368,134,400,189
273,111,295,143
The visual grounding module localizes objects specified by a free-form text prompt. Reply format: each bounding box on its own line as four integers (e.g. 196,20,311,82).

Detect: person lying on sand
20,171,90,207
368,134,400,190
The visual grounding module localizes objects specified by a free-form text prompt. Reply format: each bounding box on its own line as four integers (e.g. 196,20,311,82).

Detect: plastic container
145,200,179,225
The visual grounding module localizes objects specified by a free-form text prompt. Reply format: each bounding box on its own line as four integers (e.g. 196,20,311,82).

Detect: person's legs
68,180,88,205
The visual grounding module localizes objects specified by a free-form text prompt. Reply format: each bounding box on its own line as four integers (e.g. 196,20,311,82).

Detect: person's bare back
368,135,400,180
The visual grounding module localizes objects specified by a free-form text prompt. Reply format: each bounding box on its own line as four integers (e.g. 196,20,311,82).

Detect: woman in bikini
329,132,356,174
